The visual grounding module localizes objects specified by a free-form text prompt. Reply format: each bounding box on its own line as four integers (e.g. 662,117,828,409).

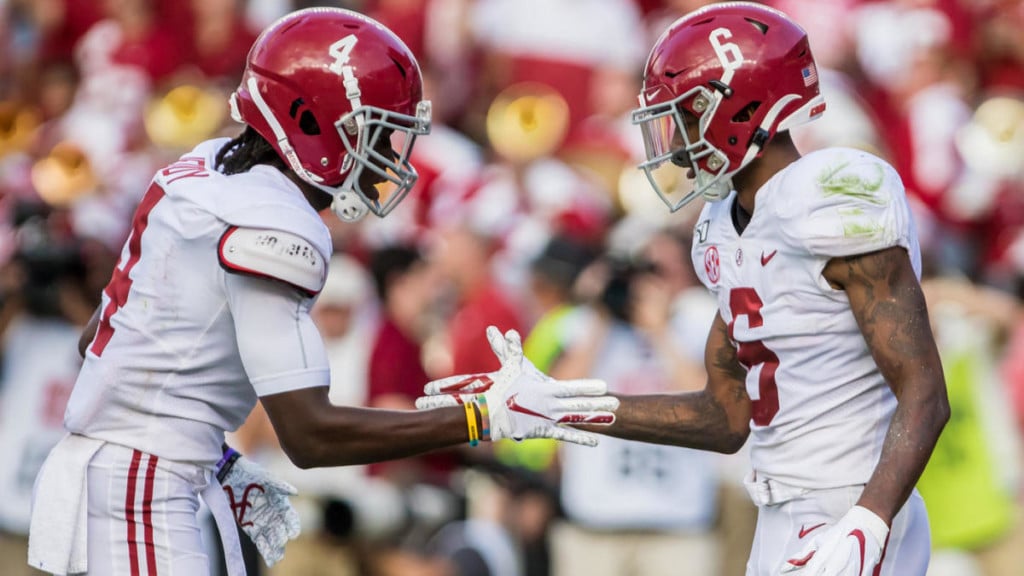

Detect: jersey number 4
728,288,780,426
90,184,165,356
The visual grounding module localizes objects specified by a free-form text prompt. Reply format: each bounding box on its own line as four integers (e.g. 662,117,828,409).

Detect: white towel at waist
28,433,104,575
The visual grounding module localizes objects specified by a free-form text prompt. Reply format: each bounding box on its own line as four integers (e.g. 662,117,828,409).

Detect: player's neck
733,133,802,215
283,169,332,212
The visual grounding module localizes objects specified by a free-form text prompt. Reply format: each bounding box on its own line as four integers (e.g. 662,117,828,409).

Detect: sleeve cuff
251,368,330,397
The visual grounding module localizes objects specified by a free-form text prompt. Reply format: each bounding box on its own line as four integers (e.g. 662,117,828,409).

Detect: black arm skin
260,386,473,469
823,246,949,524
588,312,752,454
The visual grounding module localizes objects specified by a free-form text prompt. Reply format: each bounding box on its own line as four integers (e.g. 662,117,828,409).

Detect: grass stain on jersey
838,206,884,240
817,161,886,205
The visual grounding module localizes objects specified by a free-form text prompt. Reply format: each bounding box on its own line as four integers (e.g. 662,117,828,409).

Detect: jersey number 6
728,287,780,426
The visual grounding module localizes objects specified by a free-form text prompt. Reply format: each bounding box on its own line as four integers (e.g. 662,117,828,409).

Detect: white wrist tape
848,505,890,543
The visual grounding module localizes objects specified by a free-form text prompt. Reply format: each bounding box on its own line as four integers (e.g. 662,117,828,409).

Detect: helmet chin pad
331,189,370,222
696,170,734,202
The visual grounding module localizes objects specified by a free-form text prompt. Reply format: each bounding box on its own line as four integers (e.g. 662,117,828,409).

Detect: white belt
201,469,248,576
743,471,811,506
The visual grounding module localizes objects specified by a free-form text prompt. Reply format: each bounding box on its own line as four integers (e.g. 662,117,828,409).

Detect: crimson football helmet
632,2,825,210
230,8,431,221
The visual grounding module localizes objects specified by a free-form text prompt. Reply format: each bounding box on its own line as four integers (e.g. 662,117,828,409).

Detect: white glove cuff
848,506,890,543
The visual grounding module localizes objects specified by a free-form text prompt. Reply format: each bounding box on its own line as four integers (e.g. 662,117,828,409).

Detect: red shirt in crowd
367,317,456,483
449,281,523,375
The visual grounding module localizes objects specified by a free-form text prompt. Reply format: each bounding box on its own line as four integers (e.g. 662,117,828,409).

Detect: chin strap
331,189,369,222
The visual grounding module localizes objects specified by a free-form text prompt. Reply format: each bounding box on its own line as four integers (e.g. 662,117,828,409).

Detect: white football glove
781,506,889,576
218,451,301,567
415,326,618,447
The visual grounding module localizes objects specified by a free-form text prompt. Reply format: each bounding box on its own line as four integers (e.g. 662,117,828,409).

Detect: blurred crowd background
0,0,1023,575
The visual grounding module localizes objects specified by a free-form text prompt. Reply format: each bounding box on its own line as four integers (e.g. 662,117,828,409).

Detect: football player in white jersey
419,3,949,576
26,8,617,576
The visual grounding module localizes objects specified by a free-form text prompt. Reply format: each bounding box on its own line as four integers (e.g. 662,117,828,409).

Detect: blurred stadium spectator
0,202,103,576
549,245,719,576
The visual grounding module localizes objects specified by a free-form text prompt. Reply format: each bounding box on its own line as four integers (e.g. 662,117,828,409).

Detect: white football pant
85,443,214,575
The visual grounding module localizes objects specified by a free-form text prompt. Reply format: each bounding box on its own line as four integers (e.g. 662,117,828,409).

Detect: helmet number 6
709,28,743,83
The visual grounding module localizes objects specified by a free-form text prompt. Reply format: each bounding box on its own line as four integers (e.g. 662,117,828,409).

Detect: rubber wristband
216,447,241,483
464,400,480,447
476,394,491,441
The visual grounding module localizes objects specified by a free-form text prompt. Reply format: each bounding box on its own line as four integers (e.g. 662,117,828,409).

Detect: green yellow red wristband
476,394,491,441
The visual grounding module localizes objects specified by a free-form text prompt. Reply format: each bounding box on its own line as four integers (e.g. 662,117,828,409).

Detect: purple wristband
216,447,241,483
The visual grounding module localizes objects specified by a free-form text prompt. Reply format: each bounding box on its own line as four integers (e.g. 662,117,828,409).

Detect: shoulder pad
219,227,327,295
773,150,912,259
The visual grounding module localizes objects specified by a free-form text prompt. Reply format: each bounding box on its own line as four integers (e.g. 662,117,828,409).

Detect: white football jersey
691,147,921,489
64,139,333,465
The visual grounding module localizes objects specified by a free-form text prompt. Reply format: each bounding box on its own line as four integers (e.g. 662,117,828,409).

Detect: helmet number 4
328,35,358,75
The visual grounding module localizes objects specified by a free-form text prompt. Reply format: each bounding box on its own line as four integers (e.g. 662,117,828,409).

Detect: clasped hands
416,326,619,446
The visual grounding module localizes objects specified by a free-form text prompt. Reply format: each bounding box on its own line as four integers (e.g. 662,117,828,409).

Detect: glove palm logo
224,483,266,528
506,393,549,419
438,375,494,395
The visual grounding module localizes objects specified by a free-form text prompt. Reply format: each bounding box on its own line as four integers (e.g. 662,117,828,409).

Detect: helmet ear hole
299,111,321,135
731,101,761,123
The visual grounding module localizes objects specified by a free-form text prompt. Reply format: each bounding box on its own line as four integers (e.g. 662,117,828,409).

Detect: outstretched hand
415,326,618,446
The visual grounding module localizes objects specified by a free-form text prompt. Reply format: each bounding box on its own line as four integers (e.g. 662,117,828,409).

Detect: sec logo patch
704,246,720,284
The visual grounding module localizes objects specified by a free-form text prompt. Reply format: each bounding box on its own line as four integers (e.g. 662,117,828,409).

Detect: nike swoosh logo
785,550,816,568
761,250,778,266
798,523,826,539
849,529,867,573
506,393,549,419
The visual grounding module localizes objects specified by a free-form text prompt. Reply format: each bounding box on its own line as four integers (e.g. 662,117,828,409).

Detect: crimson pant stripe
143,455,159,575
126,450,143,576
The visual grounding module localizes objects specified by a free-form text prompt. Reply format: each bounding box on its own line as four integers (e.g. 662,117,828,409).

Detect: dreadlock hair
215,126,286,175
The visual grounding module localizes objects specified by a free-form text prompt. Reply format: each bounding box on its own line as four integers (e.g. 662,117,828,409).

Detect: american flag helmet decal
801,64,818,87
